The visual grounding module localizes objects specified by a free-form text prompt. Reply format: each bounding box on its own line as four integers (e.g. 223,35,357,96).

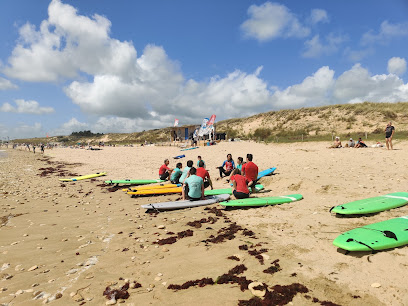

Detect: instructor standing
385,121,395,150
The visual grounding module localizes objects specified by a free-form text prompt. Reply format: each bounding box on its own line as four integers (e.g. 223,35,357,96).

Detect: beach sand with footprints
1,141,407,305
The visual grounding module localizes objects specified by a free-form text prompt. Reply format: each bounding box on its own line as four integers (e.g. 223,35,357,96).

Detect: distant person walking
385,121,395,150
41,143,45,154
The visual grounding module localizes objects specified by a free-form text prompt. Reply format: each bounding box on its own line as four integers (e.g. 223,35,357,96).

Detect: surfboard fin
382,230,398,241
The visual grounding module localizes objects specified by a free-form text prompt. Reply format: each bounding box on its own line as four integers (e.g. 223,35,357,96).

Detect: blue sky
1,0,408,139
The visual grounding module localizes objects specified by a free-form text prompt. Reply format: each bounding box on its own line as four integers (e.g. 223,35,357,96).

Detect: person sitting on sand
170,162,183,184
196,160,213,190
355,137,367,148
236,157,244,171
179,160,193,184
182,167,205,201
217,153,235,179
230,168,250,199
197,155,206,168
328,137,342,148
159,159,173,180
347,138,355,148
242,154,258,192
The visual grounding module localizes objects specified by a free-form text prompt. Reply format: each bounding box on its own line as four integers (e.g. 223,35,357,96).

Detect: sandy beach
1,141,407,305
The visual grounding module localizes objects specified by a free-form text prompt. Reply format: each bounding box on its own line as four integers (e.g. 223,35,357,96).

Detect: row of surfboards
57,170,408,253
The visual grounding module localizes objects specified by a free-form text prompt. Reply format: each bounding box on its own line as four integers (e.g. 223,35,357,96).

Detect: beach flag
198,118,209,137
46,133,49,138
208,114,216,126
174,119,179,127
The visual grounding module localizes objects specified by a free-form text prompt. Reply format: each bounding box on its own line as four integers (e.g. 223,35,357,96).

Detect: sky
1,0,408,139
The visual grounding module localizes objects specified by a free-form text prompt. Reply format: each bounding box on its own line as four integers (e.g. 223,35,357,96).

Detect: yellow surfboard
59,172,107,182
127,187,183,196
123,183,179,192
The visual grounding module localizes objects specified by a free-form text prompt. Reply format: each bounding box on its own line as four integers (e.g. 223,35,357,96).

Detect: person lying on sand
230,168,250,199
328,136,342,148
182,167,205,201
159,159,173,180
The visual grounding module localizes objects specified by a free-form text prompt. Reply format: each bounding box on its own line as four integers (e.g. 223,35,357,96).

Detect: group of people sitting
158,153,259,201
329,137,368,148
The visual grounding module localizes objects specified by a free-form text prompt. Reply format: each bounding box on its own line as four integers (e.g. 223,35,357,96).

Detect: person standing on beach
182,167,205,201
217,154,235,179
40,143,45,154
242,154,258,192
385,121,395,150
32,144,36,153
159,159,173,181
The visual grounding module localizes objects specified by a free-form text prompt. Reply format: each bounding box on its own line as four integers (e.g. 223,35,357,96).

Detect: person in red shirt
216,153,235,179
159,159,173,180
196,160,213,189
242,153,258,192
230,169,250,199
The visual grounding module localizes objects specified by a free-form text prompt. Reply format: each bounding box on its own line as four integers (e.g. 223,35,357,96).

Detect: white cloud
0,77,18,90
387,57,406,76
302,33,347,58
0,122,44,140
310,9,329,24
343,47,374,62
270,66,335,108
333,64,408,103
241,2,310,41
361,21,408,46
0,99,54,114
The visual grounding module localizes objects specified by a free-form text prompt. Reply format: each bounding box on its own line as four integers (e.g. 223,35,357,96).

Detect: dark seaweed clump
312,297,342,306
242,229,256,237
238,283,308,306
154,229,194,245
248,249,268,265
167,278,214,290
154,236,177,245
103,282,130,300
263,259,281,275
204,207,225,216
205,223,243,244
186,217,218,228
177,229,194,238
227,256,240,261
239,244,249,250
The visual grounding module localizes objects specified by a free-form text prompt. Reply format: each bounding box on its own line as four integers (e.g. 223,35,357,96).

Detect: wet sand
1,141,407,305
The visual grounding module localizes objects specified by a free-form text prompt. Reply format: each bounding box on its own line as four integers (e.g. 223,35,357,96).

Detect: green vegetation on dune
11,102,408,145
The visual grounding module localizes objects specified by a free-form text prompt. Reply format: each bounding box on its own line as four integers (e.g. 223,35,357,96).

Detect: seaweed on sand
103,282,130,300
263,259,281,274
167,278,214,290
238,283,309,306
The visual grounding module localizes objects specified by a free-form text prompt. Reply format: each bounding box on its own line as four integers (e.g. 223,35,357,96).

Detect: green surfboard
204,184,264,196
105,179,165,185
220,194,303,207
330,192,408,215
333,216,408,251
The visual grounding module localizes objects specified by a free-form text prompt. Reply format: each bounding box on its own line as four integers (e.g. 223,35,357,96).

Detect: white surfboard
141,194,230,211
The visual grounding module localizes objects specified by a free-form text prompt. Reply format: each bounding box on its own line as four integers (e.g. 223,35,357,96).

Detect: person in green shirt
197,155,206,168
182,167,204,201
179,160,193,183
170,162,183,184
236,157,244,171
